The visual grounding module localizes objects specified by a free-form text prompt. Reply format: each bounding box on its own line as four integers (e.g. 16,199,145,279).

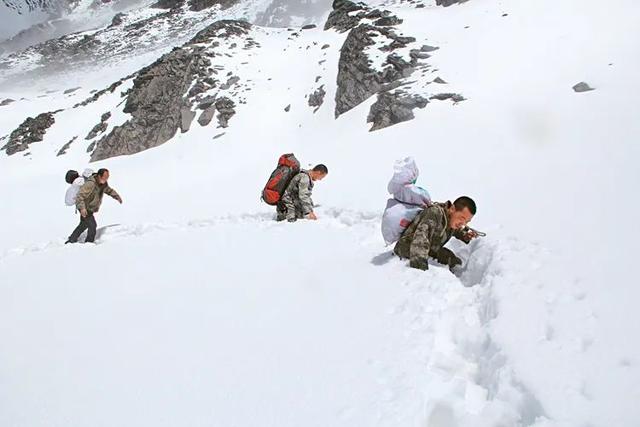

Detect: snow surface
1,0,639,426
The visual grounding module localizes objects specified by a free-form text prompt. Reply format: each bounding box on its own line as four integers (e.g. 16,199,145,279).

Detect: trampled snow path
0,208,557,426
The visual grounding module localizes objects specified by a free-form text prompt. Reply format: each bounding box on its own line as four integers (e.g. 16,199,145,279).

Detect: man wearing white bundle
381,158,482,271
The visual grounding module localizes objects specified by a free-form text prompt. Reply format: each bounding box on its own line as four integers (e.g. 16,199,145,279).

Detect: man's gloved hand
409,258,429,271
435,248,462,269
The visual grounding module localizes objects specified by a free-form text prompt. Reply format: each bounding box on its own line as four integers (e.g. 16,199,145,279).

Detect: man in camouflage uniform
277,164,328,222
66,168,122,244
394,196,479,270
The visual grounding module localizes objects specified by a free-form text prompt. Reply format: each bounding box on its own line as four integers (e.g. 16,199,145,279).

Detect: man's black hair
312,164,328,174
97,168,109,177
453,196,477,215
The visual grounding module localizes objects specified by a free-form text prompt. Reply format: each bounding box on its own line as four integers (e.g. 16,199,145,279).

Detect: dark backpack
262,154,301,205
65,170,79,184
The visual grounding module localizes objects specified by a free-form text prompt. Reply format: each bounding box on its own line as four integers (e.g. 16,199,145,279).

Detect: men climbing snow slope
394,196,479,270
277,164,328,222
66,168,122,244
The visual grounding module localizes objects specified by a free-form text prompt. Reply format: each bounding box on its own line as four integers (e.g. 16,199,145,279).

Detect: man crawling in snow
394,196,479,271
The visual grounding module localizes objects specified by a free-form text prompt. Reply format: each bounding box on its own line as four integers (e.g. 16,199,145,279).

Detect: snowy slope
1,0,639,426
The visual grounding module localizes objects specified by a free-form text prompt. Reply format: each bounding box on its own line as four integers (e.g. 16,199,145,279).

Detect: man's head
447,196,476,230
309,164,328,181
96,168,110,185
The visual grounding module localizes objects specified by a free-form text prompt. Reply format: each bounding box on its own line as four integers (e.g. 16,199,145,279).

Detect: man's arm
75,181,95,212
298,174,314,216
104,185,122,203
409,211,438,270
453,227,483,244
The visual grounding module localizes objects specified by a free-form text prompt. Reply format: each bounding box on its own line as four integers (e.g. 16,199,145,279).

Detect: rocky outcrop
90,20,250,161
308,85,326,112
573,82,595,93
430,93,465,102
0,98,15,106
334,24,417,117
73,74,133,108
328,0,464,130
215,97,236,128
188,0,238,12
436,0,471,6
2,111,59,156
368,92,428,131
57,136,77,157
111,13,125,26
152,0,185,9
85,112,111,140
198,106,216,126
325,0,366,32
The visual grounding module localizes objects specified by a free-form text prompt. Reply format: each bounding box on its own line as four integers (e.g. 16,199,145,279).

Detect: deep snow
1,0,639,426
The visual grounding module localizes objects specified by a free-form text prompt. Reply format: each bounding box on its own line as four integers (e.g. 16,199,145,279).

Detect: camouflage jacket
281,171,314,215
75,175,120,213
393,201,468,270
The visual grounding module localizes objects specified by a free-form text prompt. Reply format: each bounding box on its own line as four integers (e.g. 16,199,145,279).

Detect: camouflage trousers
276,201,305,221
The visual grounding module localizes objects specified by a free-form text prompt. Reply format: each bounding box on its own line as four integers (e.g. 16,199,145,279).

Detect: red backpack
262,154,301,205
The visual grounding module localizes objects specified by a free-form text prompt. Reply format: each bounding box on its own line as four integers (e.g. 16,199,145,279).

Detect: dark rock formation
181,108,197,132
308,85,326,112
334,24,417,117
85,112,112,140
374,16,403,26
284,104,291,112
111,13,125,26
64,87,81,94
74,75,134,108
151,0,184,9
436,0,470,6
215,97,236,128
0,98,15,106
325,0,367,32
368,91,428,131
301,24,317,30
430,93,465,102
90,20,250,161
57,136,77,156
188,0,238,12
573,82,595,93
198,106,216,126
2,111,59,155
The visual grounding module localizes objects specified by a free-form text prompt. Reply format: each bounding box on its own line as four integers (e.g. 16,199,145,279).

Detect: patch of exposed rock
334,23,418,117
436,0,471,6
188,0,238,12
57,136,77,157
90,20,250,161
74,74,134,108
215,97,236,128
368,91,428,131
2,111,60,156
86,112,112,140
573,82,595,93
308,85,326,112
430,93,465,102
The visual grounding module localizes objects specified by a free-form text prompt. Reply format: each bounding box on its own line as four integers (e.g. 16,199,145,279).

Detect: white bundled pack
381,158,431,245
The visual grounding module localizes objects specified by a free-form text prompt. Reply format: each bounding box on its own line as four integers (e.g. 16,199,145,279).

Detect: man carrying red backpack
262,154,328,222
277,164,328,222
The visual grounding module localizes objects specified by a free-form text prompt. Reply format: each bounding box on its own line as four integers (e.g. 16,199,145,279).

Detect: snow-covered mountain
1,1,639,426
